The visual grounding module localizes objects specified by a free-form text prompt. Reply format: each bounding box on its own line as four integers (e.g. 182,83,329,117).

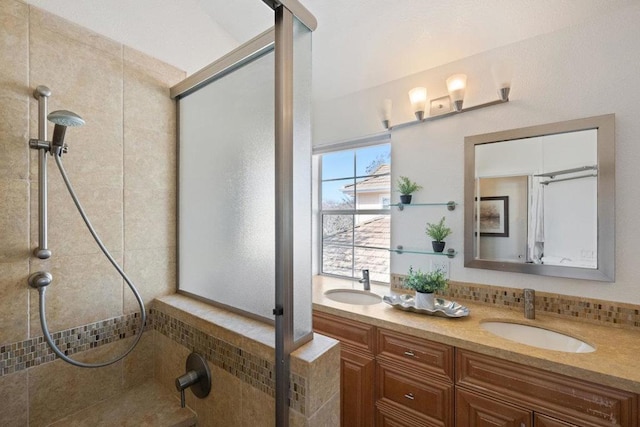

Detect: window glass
320,143,390,282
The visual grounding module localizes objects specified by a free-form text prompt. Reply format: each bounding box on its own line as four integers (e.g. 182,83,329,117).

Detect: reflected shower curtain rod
540,173,598,185
534,165,597,178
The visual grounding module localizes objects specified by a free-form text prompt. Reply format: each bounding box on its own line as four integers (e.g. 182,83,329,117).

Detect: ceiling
25,0,636,101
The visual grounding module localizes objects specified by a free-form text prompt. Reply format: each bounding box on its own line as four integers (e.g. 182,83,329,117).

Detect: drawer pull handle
403,350,416,357
404,392,415,400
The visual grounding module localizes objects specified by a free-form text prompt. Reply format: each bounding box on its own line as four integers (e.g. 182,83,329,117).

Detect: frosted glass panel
292,16,312,343
179,51,275,320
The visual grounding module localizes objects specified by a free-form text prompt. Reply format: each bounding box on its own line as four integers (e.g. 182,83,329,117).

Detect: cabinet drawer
376,399,436,427
456,388,532,427
456,350,638,427
313,311,375,354
534,414,579,427
378,328,453,381
377,360,453,426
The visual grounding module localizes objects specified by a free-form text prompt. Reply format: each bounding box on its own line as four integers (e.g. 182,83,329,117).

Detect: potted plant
404,266,448,310
426,216,452,252
396,176,422,204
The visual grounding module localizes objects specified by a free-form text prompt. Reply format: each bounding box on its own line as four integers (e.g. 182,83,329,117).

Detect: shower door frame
171,2,316,426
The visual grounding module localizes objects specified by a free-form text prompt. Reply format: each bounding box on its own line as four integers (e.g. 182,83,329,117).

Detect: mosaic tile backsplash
392,274,640,328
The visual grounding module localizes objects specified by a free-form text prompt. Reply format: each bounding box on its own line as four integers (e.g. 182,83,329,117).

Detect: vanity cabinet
456,349,638,427
313,311,454,426
314,310,638,427
313,311,376,426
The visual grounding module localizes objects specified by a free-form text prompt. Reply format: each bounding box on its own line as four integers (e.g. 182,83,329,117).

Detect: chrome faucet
524,288,535,319
358,269,370,291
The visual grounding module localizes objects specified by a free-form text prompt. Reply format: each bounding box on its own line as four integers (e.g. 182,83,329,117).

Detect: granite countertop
312,275,640,394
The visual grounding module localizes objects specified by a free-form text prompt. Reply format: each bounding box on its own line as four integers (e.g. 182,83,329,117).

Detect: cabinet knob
403,350,416,357
404,392,415,400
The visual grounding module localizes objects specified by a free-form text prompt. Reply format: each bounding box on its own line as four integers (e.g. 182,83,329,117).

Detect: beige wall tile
123,50,181,135
124,126,176,191
0,0,29,184
189,363,243,427
28,345,123,427
123,331,155,389
0,370,28,426
29,177,123,257
154,330,190,394
29,6,123,188
0,180,30,262
299,336,340,416
124,247,176,313
0,261,29,345
28,6,121,59
124,46,185,88
308,392,340,427
29,252,124,336
124,187,176,250
241,381,275,427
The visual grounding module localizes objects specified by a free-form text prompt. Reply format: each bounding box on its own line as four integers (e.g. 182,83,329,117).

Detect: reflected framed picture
478,196,509,237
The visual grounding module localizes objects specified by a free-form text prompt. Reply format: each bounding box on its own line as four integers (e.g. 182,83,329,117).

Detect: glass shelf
388,201,456,211
391,246,456,258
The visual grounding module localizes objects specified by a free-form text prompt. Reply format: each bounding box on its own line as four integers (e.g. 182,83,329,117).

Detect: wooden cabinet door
534,414,579,427
342,348,376,427
456,388,532,427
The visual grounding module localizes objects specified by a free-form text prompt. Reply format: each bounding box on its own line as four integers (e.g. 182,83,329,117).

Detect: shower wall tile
242,380,276,427
29,178,124,257
124,187,177,250
123,331,155,389
0,1,29,190
28,344,123,427
0,261,29,346
154,330,191,393
0,180,30,262
29,5,123,188
291,334,341,416
187,364,243,427
0,370,28,427
123,46,183,135
28,6,121,58
123,246,176,313
124,126,177,191
29,252,124,337
308,392,340,427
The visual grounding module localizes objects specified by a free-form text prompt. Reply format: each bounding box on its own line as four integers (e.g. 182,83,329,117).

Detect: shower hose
36,153,147,368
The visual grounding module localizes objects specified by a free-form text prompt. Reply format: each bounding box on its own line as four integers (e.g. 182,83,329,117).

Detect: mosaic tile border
391,274,640,328
151,308,307,414
0,308,307,414
0,311,145,377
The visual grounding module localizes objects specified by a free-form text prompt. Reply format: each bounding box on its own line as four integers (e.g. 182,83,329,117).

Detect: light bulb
446,74,467,111
408,87,427,120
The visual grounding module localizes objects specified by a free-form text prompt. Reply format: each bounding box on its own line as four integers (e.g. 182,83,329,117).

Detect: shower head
47,110,85,151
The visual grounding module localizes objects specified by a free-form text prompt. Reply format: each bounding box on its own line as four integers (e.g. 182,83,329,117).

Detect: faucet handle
523,288,535,319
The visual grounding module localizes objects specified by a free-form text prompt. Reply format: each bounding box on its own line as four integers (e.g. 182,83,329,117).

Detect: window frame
316,136,391,283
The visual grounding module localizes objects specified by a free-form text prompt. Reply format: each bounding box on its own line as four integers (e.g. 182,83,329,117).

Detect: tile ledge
153,293,338,364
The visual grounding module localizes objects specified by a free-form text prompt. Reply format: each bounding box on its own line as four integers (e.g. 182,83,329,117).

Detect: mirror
464,114,615,281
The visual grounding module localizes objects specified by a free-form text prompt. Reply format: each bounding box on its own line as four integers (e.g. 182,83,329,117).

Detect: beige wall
0,1,184,424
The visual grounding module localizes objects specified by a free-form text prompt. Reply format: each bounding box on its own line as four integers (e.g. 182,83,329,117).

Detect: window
319,143,391,282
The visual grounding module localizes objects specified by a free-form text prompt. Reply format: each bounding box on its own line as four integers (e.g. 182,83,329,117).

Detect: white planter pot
414,292,435,310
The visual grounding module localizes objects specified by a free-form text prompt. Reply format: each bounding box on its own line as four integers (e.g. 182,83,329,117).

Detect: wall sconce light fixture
381,64,511,131
446,73,467,112
382,98,392,129
491,62,512,102
408,87,427,121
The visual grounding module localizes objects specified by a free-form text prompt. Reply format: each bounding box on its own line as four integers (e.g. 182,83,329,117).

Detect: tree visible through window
320,143,390,282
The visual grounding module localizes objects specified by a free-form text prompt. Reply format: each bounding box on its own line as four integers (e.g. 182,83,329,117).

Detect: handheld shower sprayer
47,110,85,155
28,86,146,369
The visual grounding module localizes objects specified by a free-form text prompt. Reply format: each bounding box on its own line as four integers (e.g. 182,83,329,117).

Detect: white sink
481,321,595,353
324,289,382,305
